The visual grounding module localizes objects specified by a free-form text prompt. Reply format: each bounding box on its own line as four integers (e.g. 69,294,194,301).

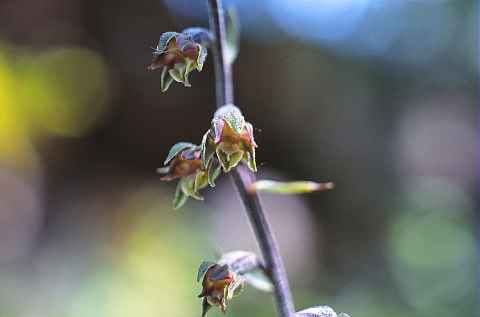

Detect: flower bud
147,28,212,92
158,142,217,209
197,263,244,316
201,104,257,173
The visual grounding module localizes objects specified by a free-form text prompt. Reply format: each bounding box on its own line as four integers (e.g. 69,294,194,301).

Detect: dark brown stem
231,165,296,317
207,1,296,317
207,0,234,105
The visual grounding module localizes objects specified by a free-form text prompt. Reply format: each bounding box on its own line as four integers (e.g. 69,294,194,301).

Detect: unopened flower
158,142,219,209
201,104,257,173
147,28,212,92
197,263,244,316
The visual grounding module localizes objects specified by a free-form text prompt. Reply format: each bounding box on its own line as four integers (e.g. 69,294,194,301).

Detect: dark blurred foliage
0,0,477,316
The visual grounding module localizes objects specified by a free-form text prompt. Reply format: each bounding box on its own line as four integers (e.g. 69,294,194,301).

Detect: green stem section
207,1,296,317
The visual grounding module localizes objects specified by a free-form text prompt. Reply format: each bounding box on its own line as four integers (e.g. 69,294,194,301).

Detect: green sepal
229,274,245,299
164,142,197,165
173,182,188,210
216,148,230,172
201,130,217,168
197,261,217,282
211,118,225,143
160,67,174,92
183,58,197,87
213,104,245,135
232,280,244,297
181,176,203,200
217,149,243,173
194,171,209,193
201,298,212,317
169,63,187,84
207,159,222,187
243,148,257,172
196,45,208,71
244,122,257,147
228,151,244,172
225,7,239,65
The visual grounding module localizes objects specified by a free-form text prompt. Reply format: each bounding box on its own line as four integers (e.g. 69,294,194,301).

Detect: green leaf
157,32,178,53
197,261,217,282
164,142,197,165
173,182,188,210
160,67,174,92
207,159,222,187
225,7,239,64
169,63,186,83
213,104,245,135
249,180,334,194
243,270,273,292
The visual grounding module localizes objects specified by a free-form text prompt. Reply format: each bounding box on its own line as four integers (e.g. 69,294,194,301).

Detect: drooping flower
157,142,220,209
147,28,212,92
201,104,257,173
196,251,273,316
197,262,244,317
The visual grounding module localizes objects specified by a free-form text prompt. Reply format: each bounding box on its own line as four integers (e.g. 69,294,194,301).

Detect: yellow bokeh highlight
18,47,110,137
0,50,34,167
0,43,110,167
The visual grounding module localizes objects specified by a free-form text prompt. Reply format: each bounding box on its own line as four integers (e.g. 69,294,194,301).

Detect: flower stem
207,0,234,106
207,1,296,317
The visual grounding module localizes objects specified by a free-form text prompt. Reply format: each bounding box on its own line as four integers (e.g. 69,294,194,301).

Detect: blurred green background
0,0,477,316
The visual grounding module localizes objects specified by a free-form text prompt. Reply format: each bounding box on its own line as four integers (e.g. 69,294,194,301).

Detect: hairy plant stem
207,1,296,317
